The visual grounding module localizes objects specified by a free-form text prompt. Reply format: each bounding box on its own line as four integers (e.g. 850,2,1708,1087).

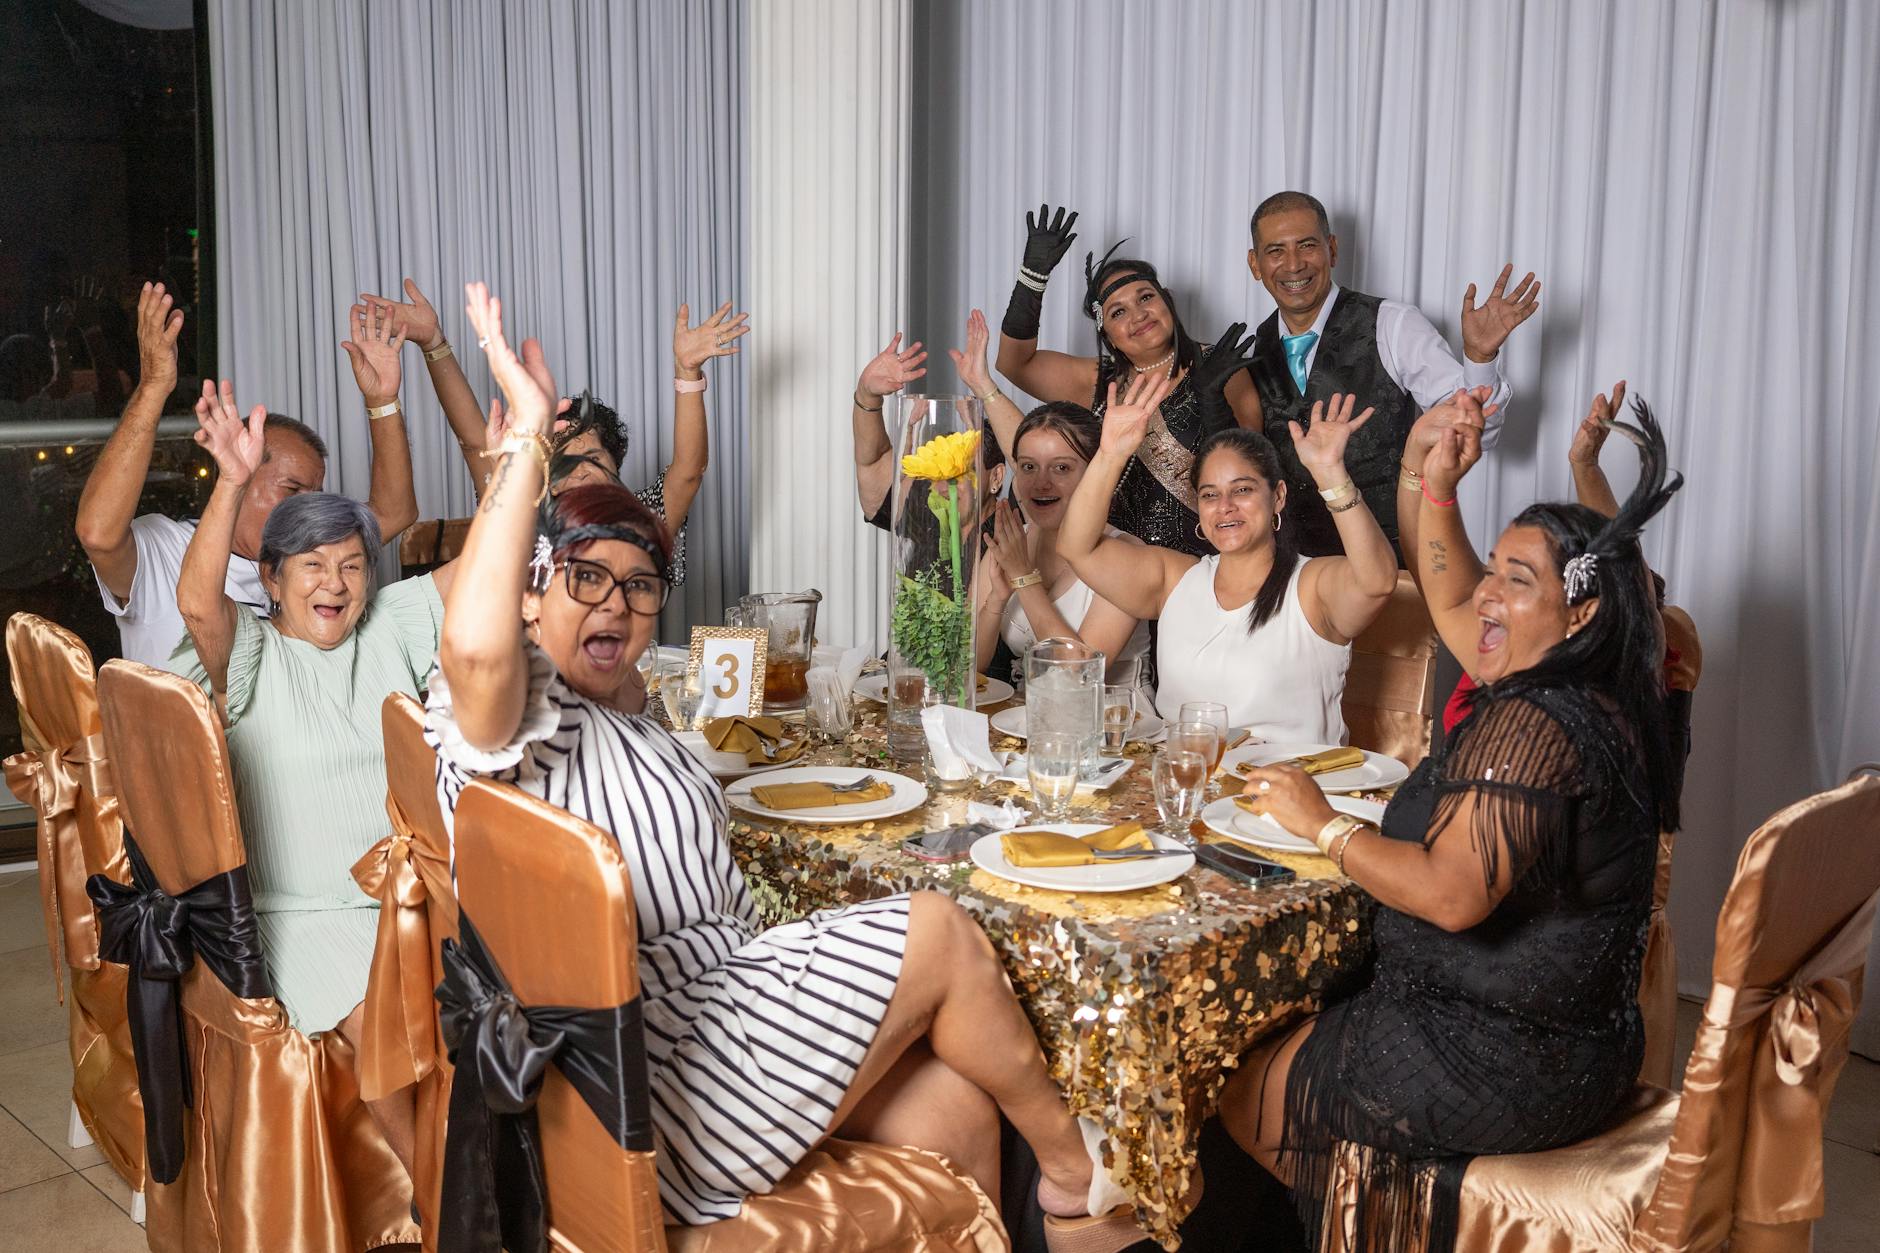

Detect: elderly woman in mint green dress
173,380,455,1178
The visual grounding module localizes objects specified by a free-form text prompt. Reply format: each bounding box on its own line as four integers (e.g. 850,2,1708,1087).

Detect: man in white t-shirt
76,282,419,670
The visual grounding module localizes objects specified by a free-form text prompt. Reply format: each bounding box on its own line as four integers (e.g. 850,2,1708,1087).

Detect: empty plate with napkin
970,820,1195,892
1220,742,1409,791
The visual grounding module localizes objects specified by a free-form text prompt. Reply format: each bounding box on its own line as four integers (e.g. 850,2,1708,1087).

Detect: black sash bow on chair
434,915,654,1253
86,831,273,1184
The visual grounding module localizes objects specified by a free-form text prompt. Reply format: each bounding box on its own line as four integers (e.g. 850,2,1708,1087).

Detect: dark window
0,0,216,840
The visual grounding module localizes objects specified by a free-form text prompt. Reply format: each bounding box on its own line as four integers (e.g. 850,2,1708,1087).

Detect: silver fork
826,774,880,793
1086,847,1190,860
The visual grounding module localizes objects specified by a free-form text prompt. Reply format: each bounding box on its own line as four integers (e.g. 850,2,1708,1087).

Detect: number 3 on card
688,627,767,719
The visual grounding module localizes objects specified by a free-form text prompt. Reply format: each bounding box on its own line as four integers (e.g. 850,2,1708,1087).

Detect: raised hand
673,301,750,373
1022,203,1080,277
1405,386,1499,471
988,499,1034,576
135,281,184,396
359,278,442,351
482,393,511,452
946,308,994,396
192,379,267,486
464,282,556,434
1569,379,1626,467
1193,322,1256,399
859,332,928,398
1461,263,1541,362
1423,395,1486,498
341,302,406,405
1099,370,1175,458
1288,393,1377,483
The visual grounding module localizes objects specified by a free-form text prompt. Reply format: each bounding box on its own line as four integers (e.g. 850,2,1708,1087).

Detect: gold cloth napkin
749,779,894,810
1000,821,1154,868
702,716,803,766
1237,746,1365,777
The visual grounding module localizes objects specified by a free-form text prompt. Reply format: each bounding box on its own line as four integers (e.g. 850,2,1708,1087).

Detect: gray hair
258,492,381,579
263,413,329,461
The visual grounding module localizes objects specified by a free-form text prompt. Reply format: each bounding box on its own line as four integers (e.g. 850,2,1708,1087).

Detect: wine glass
1027,732,1082,821
1169,720,1222,797
1180,701,1231,793
1153,748,1208,845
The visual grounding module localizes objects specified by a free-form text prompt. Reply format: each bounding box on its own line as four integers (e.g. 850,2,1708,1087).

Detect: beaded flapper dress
1090,345,1232,557
1281,684,1657,1252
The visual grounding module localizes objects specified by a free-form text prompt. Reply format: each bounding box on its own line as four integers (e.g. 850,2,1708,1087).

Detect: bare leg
1218,1017,1316,1183
836,1040,1002,1206
825,891,1092,1216
337,1002,418,1182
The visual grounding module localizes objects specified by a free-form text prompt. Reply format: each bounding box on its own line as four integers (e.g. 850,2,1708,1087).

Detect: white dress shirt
1285,284,1511,448
92,514,270,671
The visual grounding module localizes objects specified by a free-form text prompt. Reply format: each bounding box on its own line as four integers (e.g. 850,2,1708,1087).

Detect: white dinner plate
987,705,1167,745
853,672,1015,709
724,766,928,824
1218,741,1410,793
996,755,1133,793
969,824,1195,893
1201,795,1389,854
672,730,802,781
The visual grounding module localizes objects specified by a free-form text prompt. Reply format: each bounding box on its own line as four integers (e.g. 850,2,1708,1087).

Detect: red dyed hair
546,481,673,570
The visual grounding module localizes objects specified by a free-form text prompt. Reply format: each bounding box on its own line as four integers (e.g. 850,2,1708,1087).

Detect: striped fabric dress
424,646,911,1225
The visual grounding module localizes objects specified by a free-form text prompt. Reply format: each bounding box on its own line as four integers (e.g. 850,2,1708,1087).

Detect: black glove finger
1061,209,1079,236
1026,209,1039,234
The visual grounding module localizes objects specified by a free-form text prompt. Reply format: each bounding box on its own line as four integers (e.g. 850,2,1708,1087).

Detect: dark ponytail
1189,428,1299,633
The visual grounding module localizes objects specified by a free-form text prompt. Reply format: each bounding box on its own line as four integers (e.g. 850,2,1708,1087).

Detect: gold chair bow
1692,890,1877,1228
3,728,117,1001
349,811,454,1102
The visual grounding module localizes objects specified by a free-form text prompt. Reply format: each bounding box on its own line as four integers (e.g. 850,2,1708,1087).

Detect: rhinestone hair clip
1562,551,1599,604
528,535,554,592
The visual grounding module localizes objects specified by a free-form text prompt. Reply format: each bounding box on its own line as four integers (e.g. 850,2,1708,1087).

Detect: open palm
860,333,927,397
465,282,556,432
1099,371,1174,458
359,277,441,350
193,379,267,485
1288,393,1375,479
342,302,405,404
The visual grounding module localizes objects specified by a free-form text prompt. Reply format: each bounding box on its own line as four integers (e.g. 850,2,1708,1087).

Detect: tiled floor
0,861,1875,1251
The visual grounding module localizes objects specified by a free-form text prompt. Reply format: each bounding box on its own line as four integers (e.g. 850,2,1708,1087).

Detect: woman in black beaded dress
1220,393,1685,1253
995,205,1262,556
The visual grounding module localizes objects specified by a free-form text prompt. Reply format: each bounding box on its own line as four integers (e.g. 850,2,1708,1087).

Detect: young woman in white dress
1057,372,1399,744
427,284,1134,1245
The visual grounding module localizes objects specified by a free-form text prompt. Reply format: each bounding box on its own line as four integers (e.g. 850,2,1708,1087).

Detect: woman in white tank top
959,320,1150,692
1056,371,1400,744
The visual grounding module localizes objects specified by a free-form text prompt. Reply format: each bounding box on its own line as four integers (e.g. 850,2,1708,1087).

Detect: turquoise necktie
1282,330,1318,395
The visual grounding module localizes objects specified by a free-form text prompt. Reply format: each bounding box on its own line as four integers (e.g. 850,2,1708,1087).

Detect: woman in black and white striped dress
427,286,1135,1245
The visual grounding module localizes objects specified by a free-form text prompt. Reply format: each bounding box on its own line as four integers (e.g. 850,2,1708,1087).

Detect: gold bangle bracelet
976,388,1004,406
1327,495,1363,514
1008,571,1043,590
423,340,454,363
480,430,552,505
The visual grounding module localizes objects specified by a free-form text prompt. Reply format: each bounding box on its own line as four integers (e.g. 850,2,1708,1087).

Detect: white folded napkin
920,703,1004,781
967,796,1027,829
812,645,871,702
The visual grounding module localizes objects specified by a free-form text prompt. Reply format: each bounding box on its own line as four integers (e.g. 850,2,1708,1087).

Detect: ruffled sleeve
171,605,267,729
422,643,564,779
1429,693,1585,892
369,572,445,684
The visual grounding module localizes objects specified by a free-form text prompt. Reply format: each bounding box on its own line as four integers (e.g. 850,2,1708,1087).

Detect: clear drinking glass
1169,719,1222,795
805,667,852,747
1101,684,1135,754
1027,731,1082,820
1153,748,1208,844
1024,638,1104,779
660,663,705,732
1179,701,1231,794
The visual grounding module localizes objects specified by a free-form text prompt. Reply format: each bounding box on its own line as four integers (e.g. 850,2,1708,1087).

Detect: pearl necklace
1131,349,1176,376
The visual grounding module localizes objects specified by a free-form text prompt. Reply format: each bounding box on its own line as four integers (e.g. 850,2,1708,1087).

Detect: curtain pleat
910,0,1880,1051
210,0,747,635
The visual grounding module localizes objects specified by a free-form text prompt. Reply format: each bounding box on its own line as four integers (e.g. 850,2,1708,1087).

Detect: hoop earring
1272,512,1283,533
1195,521,1207,542
267,599,280,617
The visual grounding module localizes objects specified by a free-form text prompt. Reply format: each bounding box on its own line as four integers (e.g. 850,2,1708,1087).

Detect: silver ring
1259,780,1271,793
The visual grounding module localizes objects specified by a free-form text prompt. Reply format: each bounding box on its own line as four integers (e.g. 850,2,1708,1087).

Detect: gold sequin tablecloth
722,720,1375,1250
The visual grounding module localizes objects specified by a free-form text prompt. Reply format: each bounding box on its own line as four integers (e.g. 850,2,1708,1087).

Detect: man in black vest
1240,190,1539,557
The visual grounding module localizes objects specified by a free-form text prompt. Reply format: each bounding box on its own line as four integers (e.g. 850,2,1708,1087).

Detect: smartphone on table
1193,841,1296,886
900,823,993,864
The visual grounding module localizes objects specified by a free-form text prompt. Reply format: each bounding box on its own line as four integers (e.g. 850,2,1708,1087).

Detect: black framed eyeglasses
559,559,670,615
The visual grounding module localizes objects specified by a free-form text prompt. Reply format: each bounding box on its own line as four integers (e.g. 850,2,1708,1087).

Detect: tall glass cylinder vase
886,395,985,764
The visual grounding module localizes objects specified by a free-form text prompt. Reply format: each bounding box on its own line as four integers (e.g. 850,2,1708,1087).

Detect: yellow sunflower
900,429,981,481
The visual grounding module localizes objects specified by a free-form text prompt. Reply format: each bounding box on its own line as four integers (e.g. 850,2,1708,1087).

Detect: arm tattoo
478,452,516,514
1429,539,1448,573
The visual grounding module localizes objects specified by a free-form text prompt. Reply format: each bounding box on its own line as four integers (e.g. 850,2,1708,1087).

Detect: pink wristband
673,376,708,394
1422,482,1457,508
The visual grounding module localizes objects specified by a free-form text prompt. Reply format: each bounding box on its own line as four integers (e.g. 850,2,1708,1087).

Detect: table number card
689,627,769,719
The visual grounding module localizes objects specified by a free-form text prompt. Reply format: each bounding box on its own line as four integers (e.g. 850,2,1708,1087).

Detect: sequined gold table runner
721,711,1377,1249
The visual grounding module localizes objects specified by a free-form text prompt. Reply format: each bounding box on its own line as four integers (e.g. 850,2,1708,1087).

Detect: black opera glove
1194,321,1258,432
1021,204,1081,277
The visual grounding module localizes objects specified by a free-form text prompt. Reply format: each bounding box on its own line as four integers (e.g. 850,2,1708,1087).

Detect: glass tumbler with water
1024,637,1104,779
1153,748,1208,844
1027,732,1082,820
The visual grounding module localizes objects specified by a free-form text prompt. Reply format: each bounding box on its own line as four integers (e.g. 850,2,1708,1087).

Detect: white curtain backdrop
208,0,748,637
908,0,1880,1049
748,0,907,650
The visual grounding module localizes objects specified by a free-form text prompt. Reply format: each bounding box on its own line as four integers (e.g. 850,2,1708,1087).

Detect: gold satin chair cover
1637,606,1703,1090
1432,770,1880,1253
353,692,459,1251
96,660,417,1253
397,518,472,577
1340,571,1438,769
1,613,144,1190
451,779,1008,1253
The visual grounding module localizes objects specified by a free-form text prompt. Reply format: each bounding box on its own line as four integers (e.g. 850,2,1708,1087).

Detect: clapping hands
1406,386,1499,473
192,380,267,487
1423,390,1487,499
1461,264,1541,363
